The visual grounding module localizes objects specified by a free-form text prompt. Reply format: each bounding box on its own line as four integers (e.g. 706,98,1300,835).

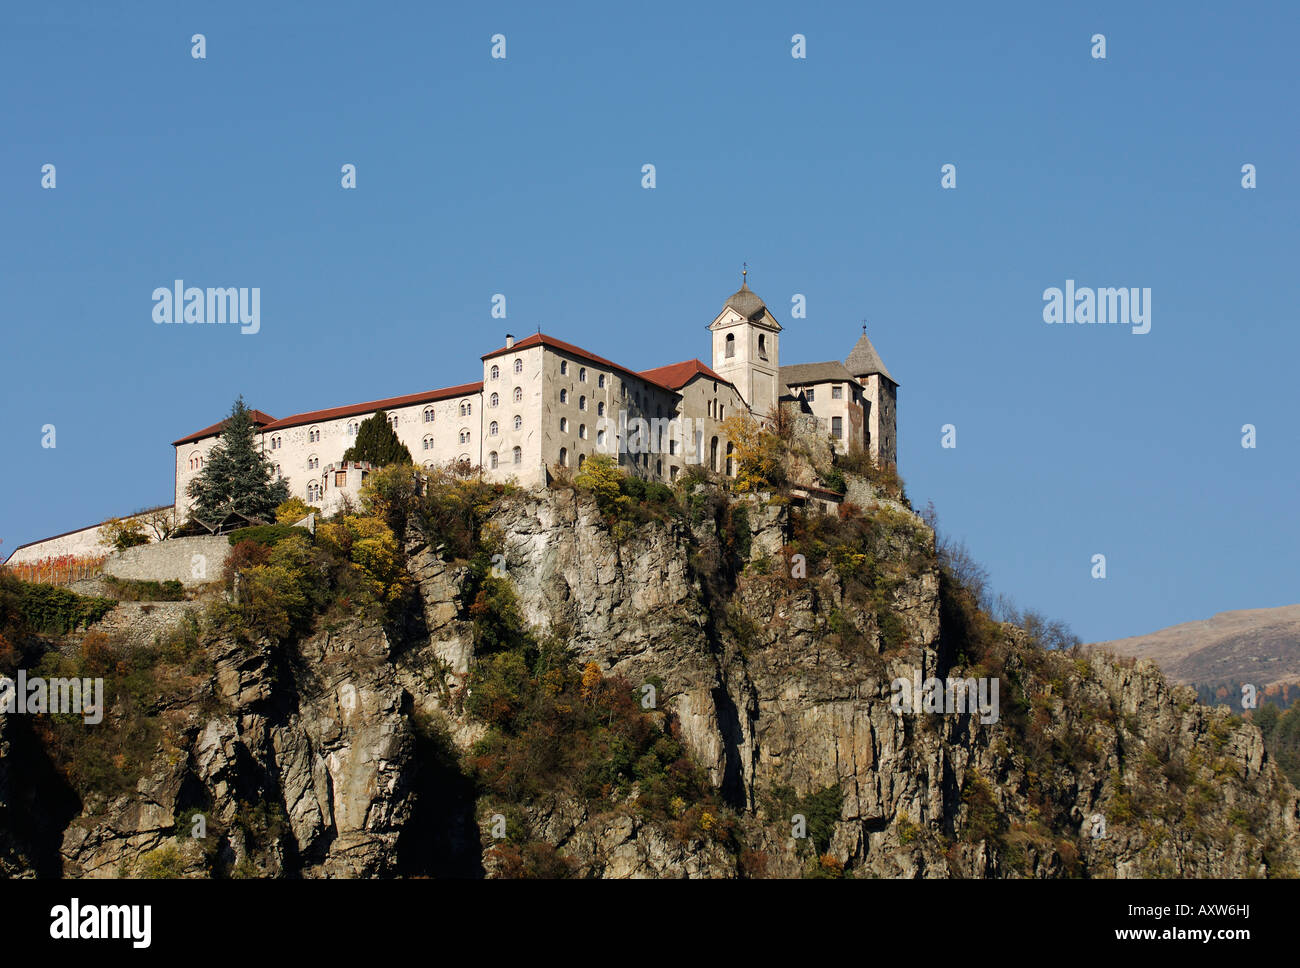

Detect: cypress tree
342,410,413,467
187,397,290,522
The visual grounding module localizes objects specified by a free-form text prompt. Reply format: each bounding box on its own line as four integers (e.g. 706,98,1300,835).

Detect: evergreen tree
186,397,289,522
342,410,413,467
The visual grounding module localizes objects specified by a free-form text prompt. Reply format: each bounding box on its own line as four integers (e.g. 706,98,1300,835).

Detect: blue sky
2,1,1297,643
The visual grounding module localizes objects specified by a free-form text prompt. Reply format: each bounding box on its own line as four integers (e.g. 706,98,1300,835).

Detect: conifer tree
342,410,413,468
187,397,289,522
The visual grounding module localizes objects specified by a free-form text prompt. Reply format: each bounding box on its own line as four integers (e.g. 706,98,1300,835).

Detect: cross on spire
742,262,748,285
861,317,868,334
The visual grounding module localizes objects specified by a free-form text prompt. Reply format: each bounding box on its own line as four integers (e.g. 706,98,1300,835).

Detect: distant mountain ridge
1090,605,1300,689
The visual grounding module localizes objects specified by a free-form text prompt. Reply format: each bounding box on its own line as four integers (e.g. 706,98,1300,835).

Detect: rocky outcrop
4,484,1296,878
56,619,416,878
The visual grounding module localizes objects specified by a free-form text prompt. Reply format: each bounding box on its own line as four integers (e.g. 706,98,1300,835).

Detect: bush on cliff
459,579,732,852
0,573,115,636
572,454,678,534
416,470,516,561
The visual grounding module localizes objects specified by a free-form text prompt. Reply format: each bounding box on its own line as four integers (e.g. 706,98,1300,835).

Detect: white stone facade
166,283,898,517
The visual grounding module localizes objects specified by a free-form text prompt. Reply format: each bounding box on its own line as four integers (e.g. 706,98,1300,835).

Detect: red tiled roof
173,409,277,446
638,359,732,391
261,381,484,433
482,333,674,392
172,381,486,447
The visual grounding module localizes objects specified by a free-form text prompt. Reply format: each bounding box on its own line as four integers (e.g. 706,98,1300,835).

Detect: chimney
505,333,514,348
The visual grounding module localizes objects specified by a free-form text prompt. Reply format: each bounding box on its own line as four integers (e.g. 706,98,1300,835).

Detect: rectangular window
832,385,843,400
335,471,347,486
806,388,814,402
831,416,843,439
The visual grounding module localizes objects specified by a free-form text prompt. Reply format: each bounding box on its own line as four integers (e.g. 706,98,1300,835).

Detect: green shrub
961,771,1001,843
135,842,188,879
7,579,115,635
227,523,301,548
102,576,185,602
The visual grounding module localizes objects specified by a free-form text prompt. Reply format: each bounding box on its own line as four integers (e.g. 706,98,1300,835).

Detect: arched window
512,446,522,465
726,442,735,476
559,389,568,404
347,421,359,437
578,395,586,411
490,392,499,407
309,426,321,442
307,481,322,502
490,364,500,380
710,436,719,471
489,451,498,469
513,386,522,403
514,359,523,374
578,453,587,468
513,415,522,431
598,373,606,388
560,361,568,375
579,424,587,439
308,454,319,469
459,429,470,444
489,421,499,436
597,401,605,417
388,414,398,429
725,333,735,358
459,400,471,416
423,435,434,450
597,429,606,448
189,452,202,471
758,334,767,360
579,367,587,382
559,417,568,433
423,407,435,423
558,447,567,467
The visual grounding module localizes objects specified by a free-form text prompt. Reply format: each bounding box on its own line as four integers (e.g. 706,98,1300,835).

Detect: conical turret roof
845,331,895,384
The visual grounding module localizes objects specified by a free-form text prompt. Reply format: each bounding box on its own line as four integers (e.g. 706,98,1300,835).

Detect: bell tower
708,269,782,416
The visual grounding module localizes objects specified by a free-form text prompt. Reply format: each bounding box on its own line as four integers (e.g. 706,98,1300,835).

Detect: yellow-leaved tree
720,415,785,493
573,454,624,512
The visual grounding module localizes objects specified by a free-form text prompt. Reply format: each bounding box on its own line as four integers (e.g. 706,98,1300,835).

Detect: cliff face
5,485,1298,878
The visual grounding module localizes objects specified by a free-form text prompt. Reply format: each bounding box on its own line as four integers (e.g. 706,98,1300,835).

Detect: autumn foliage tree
720,414,786,493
